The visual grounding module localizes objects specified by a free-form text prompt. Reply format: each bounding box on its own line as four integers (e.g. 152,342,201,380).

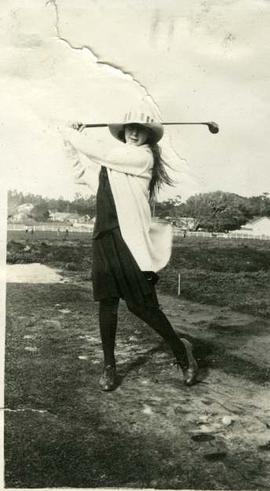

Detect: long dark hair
148,143,174,201
120,125,174,201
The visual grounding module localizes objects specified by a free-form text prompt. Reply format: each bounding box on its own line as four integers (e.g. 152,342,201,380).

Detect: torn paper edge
0,188,7,489
47,0,162,118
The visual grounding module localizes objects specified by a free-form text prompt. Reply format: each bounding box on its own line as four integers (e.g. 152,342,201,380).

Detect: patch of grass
7,239,92,271
6,235,270,318
160,237,270,318
172,237,270,272
159,267,270,318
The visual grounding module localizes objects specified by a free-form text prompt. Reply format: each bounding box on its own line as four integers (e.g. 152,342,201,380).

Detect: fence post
177,273,181,296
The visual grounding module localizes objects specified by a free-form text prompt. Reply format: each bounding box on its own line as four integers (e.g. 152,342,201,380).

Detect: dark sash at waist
93,167,120,239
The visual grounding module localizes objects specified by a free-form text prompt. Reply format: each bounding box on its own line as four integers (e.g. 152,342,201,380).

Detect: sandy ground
4,265,270,489
6,263,65,283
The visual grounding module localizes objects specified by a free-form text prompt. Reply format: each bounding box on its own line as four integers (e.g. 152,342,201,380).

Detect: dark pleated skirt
92,227,159,306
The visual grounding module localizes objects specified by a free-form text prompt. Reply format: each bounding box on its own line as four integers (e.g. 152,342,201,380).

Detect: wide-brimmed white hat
109,109,164,144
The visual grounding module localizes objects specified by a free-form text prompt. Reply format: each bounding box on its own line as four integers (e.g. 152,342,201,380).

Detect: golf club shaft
77,121,219,134
82,122,215,128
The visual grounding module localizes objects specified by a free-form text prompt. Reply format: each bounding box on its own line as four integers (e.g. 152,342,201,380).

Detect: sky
1,0,270,202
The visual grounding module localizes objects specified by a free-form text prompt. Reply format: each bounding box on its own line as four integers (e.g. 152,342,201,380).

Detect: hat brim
109,122,164,144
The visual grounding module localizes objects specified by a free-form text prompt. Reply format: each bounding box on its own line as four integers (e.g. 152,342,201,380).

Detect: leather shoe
99,365,117,391
180,338,198,386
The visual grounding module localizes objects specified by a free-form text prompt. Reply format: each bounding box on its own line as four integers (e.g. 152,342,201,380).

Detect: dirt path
4,270,270,489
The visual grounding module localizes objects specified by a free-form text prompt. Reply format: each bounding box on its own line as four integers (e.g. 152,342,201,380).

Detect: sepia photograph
1,0,270,489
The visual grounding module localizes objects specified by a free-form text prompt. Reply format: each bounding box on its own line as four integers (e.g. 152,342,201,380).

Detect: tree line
8,189,270,232
8,191,96,222
156,191,270,232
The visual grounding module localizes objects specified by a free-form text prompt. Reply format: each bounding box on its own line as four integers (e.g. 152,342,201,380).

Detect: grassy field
160,236,270,318
6,280,270,489
5,233,270,488
7,229,92,242
7,233,270,318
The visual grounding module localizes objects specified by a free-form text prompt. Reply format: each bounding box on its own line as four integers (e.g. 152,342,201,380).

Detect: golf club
77,121,219,134
163,121,219,134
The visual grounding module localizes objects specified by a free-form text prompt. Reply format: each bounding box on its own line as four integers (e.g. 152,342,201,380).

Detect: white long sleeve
62,127,153,177
63,140,100,193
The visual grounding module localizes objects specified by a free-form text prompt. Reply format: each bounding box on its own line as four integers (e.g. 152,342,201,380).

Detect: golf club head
207,122,219,134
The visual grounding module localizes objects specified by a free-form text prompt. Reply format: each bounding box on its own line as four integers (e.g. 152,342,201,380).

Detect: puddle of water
6,263,65,284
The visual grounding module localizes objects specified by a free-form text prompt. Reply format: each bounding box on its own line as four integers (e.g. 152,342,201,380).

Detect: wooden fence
7,223,94,233
7,223,270,241
173,229,270,241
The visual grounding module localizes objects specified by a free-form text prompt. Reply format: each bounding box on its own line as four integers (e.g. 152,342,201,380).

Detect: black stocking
127,301,189,369
99,297,119,367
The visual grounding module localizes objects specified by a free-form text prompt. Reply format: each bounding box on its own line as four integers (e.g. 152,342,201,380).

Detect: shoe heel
180,338,198,386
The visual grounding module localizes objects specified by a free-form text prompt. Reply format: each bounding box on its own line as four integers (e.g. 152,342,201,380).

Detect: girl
63,110,198,391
